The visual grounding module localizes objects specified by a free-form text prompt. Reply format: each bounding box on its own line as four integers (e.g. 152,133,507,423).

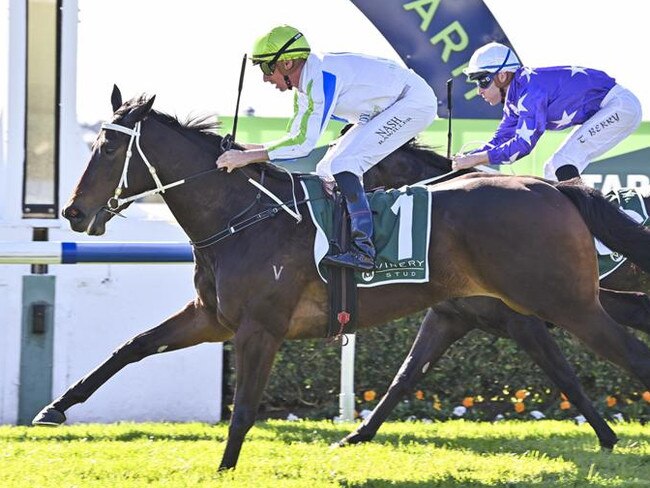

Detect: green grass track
1,420,648,487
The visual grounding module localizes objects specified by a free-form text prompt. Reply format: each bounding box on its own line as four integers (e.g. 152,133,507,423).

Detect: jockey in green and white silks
216,25,438,271
264,51,437,176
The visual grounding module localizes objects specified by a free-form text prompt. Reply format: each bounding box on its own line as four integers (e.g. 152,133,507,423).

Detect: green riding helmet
250,25,311,67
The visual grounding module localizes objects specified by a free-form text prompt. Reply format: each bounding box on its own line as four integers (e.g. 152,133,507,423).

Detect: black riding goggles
259,61,276,76
475,73,494,89
470,48,516,90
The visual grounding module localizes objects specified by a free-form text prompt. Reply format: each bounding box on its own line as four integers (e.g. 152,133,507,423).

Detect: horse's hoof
332,433,372,448
330,439,348,449
598,435,618,451
32,406,66,426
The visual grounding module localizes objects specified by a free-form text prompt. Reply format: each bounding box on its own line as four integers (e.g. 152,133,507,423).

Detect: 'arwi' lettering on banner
403,0,476,101
351,0,513,117
430,22,469,62
402,0,442,31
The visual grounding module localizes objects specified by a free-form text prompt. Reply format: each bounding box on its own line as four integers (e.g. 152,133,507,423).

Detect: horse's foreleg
33,301,228,425
599,288,650,334
338,305,471,447
504,317,618,449
219,321,283,471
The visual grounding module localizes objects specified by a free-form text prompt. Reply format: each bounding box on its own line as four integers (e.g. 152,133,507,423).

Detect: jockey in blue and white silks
452,42,642,181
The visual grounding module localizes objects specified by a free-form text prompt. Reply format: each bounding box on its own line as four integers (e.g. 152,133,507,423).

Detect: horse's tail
555,180,650,273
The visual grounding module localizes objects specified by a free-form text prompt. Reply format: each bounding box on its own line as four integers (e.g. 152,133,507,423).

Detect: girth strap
326,192,358,338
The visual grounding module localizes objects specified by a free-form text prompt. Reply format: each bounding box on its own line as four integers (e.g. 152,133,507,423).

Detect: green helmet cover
251,25,311,64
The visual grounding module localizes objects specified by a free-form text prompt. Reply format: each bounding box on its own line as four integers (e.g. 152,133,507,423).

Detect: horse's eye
103,145,117,156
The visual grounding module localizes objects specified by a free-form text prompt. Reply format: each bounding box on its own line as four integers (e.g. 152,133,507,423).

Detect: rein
100,120,310,248
191,193,316,249
192,166,319,249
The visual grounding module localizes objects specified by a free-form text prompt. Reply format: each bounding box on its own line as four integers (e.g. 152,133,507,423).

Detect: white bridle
101,121,186,210
100,121,301,222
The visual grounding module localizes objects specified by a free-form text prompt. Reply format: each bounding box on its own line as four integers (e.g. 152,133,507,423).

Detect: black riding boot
555,164,581,181
322,172,376,271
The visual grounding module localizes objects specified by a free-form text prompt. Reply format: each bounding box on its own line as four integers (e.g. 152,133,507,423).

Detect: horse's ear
111,84,122,112
130,95,156,122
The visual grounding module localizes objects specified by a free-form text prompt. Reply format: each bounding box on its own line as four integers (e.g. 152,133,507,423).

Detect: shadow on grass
3,426,227,443
334,477,633,488
253,421,650,463
336,480,544,488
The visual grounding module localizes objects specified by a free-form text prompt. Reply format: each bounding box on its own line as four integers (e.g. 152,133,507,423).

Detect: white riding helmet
464,42,521,79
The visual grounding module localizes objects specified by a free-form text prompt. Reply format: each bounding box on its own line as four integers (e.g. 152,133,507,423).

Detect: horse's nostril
62,206,84,222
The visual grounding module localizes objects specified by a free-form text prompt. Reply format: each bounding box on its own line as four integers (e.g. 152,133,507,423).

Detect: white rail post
338,333,356,422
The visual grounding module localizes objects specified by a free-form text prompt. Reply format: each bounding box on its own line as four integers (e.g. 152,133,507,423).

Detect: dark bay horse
339,142,650,448
365,141,650,297
36,88,650,471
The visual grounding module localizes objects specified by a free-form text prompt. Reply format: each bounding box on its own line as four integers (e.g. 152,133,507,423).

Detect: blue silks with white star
480,66,616,164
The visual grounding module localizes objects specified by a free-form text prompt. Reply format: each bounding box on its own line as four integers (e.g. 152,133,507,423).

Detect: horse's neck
143,120,258,242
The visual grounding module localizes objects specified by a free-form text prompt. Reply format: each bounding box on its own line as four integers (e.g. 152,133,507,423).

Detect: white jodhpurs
316,74,438,181
544,84,642,180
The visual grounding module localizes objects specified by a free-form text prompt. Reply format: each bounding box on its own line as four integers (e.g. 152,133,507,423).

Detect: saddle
301,176,433,339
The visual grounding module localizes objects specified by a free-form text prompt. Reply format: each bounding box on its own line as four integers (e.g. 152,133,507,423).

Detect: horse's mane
403,140,445,159
143,107,292,180
149,109,223,148
397,139,452,172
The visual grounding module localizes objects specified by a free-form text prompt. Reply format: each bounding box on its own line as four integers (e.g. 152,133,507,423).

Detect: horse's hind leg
599,288,650,335
503,316,618,449
338,304,472,446
339,297,617,450
554,304,650,389
32,301,229,426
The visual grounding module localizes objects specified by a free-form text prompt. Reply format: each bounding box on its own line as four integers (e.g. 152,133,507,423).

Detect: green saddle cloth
301,177,432,287
598,187,649,279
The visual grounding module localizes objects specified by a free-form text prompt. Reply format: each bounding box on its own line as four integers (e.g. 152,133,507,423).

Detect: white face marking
421,362,430,374
157,345,168,353
273,265,284,281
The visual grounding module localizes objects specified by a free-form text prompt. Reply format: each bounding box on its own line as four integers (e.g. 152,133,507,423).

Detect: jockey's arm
241,143,265,150
216,148,270,173
451,151,489,171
